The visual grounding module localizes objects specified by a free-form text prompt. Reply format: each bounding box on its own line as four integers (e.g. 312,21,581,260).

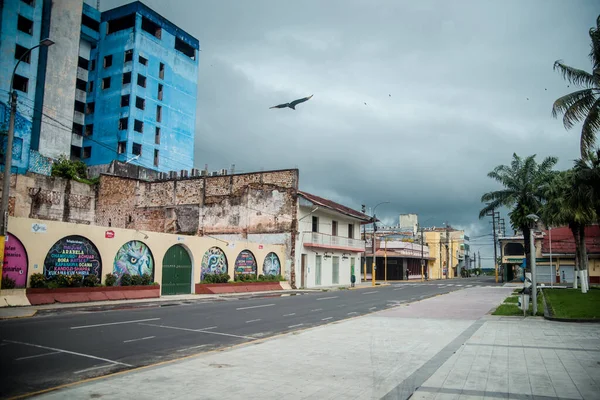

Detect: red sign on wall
105,230,115,239
258,245,263,249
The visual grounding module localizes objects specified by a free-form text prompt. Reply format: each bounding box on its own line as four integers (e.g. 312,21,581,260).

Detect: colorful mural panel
43,235,101,278
3,233,28,287
235,250,257,276
263,252,281,276
201,247,228,280
113,241,154,283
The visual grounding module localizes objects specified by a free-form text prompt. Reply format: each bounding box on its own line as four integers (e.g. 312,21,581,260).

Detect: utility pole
445,222,450,279
420,224,424,282
362,205,367,282
372,213,377,287
486,209,499,283
478,250,481,269
473,251,476,272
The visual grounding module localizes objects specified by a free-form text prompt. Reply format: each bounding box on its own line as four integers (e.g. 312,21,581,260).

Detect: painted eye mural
234,250,257,276
3,233,29,288
262,252,281,276
201,246,228,280
113,241,154,283
43,235,101,279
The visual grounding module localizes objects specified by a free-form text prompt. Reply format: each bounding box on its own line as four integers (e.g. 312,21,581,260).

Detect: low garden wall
196,281,285,294
26,285,160,305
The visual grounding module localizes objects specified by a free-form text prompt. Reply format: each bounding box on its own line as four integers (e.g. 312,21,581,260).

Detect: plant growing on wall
51,156,99,185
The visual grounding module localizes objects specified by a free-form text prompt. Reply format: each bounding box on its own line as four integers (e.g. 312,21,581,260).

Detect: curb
541,289,600,323
0,310,37,320
348,283,391,290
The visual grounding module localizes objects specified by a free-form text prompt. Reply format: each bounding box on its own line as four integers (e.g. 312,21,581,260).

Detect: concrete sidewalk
27,287,600,400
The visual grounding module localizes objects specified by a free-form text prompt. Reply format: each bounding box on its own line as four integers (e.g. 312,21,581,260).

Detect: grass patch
492,304,523,316
504,296,519,304
543,288,600,319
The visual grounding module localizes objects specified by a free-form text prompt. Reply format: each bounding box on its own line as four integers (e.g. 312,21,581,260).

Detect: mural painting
113,241,154,283
235,250,257,276
43,235,101,278
201,246,228,280
263,252,281,276
2,233,29,288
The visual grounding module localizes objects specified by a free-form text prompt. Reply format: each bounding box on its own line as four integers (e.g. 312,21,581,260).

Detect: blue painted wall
84,1,199,173
0,0,44,173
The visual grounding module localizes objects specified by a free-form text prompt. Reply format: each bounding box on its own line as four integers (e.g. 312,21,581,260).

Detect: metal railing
303,231,365,250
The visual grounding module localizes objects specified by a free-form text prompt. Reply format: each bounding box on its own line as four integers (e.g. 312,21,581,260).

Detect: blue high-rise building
0,0,198,176
85,2,199,173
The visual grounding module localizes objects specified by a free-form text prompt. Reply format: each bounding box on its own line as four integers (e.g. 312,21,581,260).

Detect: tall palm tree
573,149,600,225
541,170,595,288
552,15,600,158
479,153,558,274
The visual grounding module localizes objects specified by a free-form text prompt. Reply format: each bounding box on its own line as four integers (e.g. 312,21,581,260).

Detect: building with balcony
364,238,434,281
296,191,371,288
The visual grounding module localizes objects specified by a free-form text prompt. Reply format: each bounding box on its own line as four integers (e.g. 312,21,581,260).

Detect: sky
103,0,599,267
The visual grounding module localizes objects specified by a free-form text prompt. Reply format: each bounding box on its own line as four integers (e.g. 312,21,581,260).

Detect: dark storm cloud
102,0,599,266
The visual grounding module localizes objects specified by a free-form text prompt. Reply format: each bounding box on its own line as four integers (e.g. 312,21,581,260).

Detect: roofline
298,191,372,222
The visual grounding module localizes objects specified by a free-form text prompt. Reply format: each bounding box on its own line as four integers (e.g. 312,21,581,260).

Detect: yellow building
424,228,465,279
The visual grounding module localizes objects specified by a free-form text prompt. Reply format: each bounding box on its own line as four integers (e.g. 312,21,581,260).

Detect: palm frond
589,15,600,70
552,89,596,126
553,61,596,88
580,97,600,156
557,90,598,129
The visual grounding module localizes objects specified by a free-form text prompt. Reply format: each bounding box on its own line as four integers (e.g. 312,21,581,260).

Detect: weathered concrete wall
0,172,95,224
38,0,84,159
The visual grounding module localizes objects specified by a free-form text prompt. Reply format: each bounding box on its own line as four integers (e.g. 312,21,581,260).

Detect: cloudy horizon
103,0,599,267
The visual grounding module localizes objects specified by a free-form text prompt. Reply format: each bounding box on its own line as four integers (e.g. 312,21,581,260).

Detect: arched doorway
161,245,192,295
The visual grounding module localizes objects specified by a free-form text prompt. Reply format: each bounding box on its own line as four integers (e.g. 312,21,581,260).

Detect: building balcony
302,232,365,252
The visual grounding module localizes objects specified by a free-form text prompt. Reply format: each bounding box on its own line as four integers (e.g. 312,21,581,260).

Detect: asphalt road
0,276,499,399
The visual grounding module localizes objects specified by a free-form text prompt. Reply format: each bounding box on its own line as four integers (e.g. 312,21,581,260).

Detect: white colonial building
294,192,371,288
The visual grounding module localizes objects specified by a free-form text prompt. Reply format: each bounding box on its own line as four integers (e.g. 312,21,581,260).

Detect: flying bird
269,95,313,110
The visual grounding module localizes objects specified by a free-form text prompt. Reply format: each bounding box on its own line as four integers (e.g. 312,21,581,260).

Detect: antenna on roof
97,0,100,10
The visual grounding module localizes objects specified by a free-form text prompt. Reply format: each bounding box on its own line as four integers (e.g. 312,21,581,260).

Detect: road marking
15,351,61,361
236,304,275,310
245,319,261,323
316,296,338,301
393,288,404,290
410,297,416,300
337,304,347,308
177,344,208,352
288,323,304,328
369,307,377,310
139,323,255,340
198,326,217,331
70,318,160,330
467,285,473,287
321,317,333,321
347,312,358,315
74,364,114,375
3,340,131,367
362,291,377,295
310,308,323,312
283,313,296,317
456,284,463,287
419,295,426,299
123,336,155,343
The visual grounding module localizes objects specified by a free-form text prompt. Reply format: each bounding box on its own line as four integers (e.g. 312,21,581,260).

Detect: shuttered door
161,245,192,295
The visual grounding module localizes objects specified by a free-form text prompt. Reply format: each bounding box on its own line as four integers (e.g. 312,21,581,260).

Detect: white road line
236,304,275,311
198,326,217,331
177,344,208,352
70,318,161,330
245,319,261,323
456,284,463,287
123,336,155,343
3,340,131,367
74,364,114,375
139,323,255,340
310,308,323,312
467,285,473,287
288,323,304,328
347,312,358,315
283,313,296,317
337,304,347,308
369,307,377,310
321,317,333,321
362,291,377,295
15,351,61,361
393,288,404,290
316,296,338,301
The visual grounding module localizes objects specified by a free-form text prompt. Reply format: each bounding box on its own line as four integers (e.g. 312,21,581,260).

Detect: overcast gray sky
104,0,599,267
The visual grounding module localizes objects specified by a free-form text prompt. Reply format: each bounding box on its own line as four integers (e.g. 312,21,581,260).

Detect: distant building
399,213,418,235
0,1,198,175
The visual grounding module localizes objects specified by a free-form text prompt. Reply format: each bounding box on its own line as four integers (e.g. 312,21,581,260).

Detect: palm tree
552,15,600,158
573,149,600,225
479,153,558,274
541,170,595,290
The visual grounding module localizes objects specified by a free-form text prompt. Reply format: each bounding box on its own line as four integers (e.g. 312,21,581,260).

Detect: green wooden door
161,245,192,295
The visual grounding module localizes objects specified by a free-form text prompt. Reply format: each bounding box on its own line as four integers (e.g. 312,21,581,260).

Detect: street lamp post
0,39,54,290
526,214,539,315
371,201,389,287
